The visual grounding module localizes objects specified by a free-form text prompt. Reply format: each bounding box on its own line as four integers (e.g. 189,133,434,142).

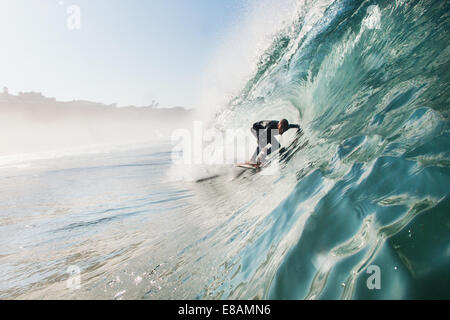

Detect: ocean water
1,0,449,299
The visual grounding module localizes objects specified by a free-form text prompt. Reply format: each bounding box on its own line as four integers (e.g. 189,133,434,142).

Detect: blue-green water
0,0,449,299
213,0,450,299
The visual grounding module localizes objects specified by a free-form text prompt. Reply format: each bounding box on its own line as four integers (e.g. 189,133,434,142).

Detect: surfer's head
278,119,289,135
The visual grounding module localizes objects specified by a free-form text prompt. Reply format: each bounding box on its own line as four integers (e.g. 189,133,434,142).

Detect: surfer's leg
250,128,261,163
250,146,260,163
269,136,280,156
251,128,258,139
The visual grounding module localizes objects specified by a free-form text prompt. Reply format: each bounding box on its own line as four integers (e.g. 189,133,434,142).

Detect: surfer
249,119,300,165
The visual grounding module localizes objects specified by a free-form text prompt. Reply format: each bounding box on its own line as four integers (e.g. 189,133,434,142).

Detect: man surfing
246,119,301,168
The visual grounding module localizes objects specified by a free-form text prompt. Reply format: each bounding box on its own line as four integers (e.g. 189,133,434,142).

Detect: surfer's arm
288,124,302,133
252,122,265,131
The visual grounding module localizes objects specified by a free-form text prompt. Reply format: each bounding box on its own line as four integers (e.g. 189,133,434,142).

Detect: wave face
208,0,450,299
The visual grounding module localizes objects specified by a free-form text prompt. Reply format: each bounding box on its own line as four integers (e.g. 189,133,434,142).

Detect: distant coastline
0,88,193,155
0,87,192,121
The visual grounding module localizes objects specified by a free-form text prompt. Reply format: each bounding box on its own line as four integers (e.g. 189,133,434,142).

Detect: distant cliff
0,91,192,124
0,91,193,155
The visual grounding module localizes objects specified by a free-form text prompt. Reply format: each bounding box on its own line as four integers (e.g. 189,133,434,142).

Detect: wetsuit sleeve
288,124,300,130
252,121,265,131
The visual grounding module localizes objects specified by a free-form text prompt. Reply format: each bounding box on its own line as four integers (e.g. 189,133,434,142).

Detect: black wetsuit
250,120,300,162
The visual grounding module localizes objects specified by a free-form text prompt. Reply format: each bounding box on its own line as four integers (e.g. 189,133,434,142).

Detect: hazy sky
0,0,249,108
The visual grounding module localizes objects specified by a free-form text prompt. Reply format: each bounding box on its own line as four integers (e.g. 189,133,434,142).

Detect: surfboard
235,162,261,170
233,162,260,179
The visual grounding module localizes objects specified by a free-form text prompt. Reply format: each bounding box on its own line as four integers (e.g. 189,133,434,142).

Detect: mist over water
0,92,191,156
1,0,449,300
